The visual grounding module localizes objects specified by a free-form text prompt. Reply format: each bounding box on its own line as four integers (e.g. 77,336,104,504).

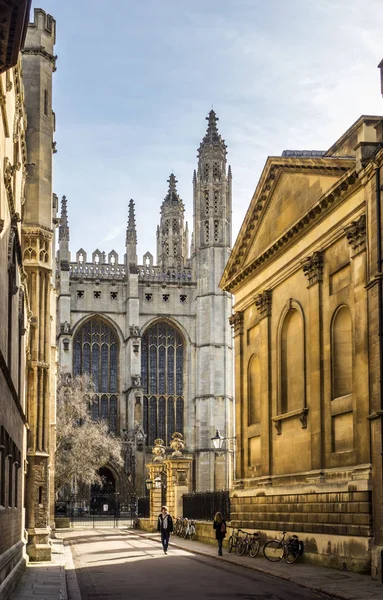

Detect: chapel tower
156,174,189,271
193,110,234,490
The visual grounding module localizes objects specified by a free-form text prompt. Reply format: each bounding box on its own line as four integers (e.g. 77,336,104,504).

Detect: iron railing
183,491,230,522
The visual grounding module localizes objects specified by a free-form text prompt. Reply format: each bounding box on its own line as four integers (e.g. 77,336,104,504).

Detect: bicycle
263,531,302,564
184,518,196,540
228,528,244,553
236,531,260,558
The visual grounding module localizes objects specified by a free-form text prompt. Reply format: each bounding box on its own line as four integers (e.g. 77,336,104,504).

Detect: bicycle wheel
236,538,246,556
263,540,284,562
228,536,234,553
249,539,260,558
285,546,300,564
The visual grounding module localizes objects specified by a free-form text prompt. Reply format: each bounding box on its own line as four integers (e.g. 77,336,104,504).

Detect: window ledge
272,407,308,435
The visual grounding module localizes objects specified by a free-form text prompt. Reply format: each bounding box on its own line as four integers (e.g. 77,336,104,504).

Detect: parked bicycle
184,518,196,540
236,531,260,558
228,528,243,553
263,531,303,564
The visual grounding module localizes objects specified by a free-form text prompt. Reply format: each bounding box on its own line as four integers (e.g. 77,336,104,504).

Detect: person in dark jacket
157,505,173,554
213,511,226,556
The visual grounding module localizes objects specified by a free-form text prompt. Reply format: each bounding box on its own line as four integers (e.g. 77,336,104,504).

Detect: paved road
67,529,330,600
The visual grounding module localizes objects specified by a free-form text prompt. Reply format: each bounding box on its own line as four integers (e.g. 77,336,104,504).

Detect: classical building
56,110,234,502
220,114,383,579
0,4,57,598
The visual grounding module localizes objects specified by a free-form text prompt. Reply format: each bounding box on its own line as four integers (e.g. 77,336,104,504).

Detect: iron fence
183,491,230,522
55,493,139,528
137,496,150,518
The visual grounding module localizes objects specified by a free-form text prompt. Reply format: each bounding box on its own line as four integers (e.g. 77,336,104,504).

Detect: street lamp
211,429,236,489
211,429,236,450
211,429,224,450
145,478,153,491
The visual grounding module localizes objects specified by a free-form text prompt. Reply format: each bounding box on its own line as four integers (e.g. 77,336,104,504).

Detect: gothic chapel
57,111,234,499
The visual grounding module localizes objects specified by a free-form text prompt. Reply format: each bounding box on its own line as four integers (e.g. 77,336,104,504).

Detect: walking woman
213,511,226,556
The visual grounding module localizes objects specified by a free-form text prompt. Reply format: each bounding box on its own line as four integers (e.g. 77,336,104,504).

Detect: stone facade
0,5,56,596
21,8,57,561
56,111,234,499
220,115,383,578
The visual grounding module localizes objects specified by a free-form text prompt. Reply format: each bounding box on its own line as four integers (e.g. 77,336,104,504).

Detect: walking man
157,505,173,554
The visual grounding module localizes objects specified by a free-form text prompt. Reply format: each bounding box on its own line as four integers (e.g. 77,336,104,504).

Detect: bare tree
55,373,123,494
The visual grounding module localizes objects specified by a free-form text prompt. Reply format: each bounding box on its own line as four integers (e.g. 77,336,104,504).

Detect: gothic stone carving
131,374,141,387
254,289,272,319
302,251,324,288
344,214,366,256
130,325,140,337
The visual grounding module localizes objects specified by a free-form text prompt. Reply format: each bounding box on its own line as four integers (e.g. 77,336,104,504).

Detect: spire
126,199,137,245
59,195,69,241
198,109,227,155
162,173,183,206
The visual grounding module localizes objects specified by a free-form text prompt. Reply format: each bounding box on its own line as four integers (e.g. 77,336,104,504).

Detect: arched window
73,317,119,433
141,322,184,446
248,355,261,425
332,306,352,399
281,308,304,413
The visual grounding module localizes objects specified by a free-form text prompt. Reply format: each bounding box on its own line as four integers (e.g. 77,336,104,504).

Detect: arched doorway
90,466,118,515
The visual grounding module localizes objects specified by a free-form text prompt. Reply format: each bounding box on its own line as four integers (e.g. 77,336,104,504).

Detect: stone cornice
22,224,54,238
22,46,57,71
222,168,359,293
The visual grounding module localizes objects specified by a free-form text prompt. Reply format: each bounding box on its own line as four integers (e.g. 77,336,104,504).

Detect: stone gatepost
164,456,193,519
147,434,193,526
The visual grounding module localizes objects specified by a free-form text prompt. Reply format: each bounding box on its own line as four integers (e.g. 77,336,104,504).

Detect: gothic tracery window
73,317,119,433
141,322,184,446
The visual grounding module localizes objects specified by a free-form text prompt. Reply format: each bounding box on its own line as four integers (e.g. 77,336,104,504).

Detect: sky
31,0,383,263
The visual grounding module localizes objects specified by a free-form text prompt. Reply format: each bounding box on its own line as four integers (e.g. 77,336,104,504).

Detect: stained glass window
141,322,184,446
110,396,117,434
176,398,184,435
72,317,119,433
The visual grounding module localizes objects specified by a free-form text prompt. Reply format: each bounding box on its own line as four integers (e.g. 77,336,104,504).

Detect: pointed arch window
73,317,119,433
141,322,184,446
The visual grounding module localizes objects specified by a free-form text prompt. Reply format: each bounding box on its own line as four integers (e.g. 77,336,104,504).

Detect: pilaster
254,290,272,476
230,311,243,478
302,251,324,470
345,216,369,464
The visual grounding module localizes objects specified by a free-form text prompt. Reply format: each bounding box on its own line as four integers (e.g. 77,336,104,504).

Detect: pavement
8,528,383,600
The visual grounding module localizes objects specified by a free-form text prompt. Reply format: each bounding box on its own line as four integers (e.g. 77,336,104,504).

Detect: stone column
254,290,272,476
302,251,324,471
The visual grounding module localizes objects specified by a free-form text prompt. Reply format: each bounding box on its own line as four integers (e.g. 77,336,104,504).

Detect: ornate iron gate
56,493,139,528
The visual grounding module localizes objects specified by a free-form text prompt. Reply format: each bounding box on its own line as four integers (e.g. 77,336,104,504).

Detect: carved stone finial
254,290,272,319
126,199,137,246
170,432,185,457
344,214,366,255
302,251,324,288
229,311,243,335
59,195,70,242
152,438,166,462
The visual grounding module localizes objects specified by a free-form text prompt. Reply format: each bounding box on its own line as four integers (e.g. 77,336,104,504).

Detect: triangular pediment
221,155,355,291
